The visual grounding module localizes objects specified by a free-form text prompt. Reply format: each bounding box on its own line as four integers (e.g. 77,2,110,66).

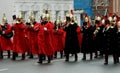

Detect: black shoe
29,53,33,59
75,58,78,62
48,60,51,63
21,58,25,60
16,53,18,57
94,56,98,58
8,56,10,59
43,56,46,60
60,55,63,59
117,61,119,63
114,62,117,64
71,54,74,56
82,58,86,60
60,56,63,59
29,56,33,59
104,62,108,65
54,56,57,59
37,61,42,64
0,56,3,59
90,58,92,60
99,54,103,57
11,57,16,60
65,59,69,62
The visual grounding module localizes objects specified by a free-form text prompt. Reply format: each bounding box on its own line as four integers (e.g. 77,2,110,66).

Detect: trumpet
56,25,58,31
93,26,99,36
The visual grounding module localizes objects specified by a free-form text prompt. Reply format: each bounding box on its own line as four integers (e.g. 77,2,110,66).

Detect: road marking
0,68,8,71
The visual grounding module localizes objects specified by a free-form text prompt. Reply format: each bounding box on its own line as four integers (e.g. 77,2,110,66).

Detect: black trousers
83,52,93,60
65,53,78,61
38,54,51,63
0,50,10,58
54,51,63,58
104,52,119,64
12,52,25,60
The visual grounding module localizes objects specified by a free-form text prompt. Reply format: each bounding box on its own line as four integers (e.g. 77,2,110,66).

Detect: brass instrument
93,25,99,37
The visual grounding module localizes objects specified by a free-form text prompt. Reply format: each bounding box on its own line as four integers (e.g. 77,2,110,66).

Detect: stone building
13,0,73,22
92,0,120,17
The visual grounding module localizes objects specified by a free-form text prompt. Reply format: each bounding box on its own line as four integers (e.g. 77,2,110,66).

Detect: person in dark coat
103,15,118,65
93,15,105,58
81,13,94,60
116,19,120,63
64,11,80,62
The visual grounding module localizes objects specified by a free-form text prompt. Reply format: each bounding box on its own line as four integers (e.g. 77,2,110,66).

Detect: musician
116,18,120,63
81,13,94,60
53,16,64,59
0,13,13,59
64,11,80,62
103,13,118,65
25,19,31,58
28,12,40,58
12,13,27,60
38,10,55,64
93,13,105,58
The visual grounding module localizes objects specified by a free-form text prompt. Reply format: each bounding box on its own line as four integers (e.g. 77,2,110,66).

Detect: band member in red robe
25,19,31,57
28,12,40,58
38,10,55,64
0,14,13,59
53,17,65,58
12,13,27,60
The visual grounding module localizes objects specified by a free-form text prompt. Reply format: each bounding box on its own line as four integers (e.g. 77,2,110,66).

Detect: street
0,53,120,73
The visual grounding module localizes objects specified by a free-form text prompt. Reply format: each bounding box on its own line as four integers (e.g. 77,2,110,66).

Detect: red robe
38,22,55,56
28,22,40,54
12,23,27,54
24,26,31,53
0,24,13,51
76,26,82,47
53,28,65,52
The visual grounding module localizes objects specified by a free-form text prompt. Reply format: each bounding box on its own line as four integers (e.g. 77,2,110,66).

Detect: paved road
0,53,120,73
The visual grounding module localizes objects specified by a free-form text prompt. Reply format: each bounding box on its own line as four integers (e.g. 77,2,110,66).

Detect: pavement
0,53,120,73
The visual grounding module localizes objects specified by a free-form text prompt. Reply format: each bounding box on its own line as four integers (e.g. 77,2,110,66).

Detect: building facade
1,0,120,25
13,0,73,22
92,0,120,17
92,0,109,17
112,0,120,15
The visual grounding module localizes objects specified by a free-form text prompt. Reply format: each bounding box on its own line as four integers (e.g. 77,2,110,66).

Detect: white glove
44,27,47,31
31,24,34,27
97,27,100,30
2,31,5,34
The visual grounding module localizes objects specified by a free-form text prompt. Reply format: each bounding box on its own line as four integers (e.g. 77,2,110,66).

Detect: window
56,11,60,19
33,11,39,21
64,11,68,16
21,11,27,22
92,0,109,6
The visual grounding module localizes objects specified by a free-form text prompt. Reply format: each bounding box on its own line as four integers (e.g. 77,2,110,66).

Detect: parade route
0,54,120,73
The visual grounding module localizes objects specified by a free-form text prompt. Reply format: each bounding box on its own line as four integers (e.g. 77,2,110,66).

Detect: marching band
0,10,120,65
